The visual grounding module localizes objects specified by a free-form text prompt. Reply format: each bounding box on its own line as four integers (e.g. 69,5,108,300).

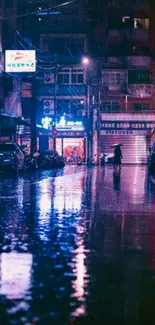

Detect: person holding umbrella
112,144,123,171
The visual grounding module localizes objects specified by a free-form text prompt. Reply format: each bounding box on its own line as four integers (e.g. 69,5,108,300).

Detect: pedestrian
113,145,123,171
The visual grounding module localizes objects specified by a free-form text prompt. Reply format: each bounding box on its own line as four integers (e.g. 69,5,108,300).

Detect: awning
0,114,30,131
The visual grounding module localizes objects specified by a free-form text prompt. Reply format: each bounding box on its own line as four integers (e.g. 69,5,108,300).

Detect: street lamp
82,57,91,161
82,57,101,164
82,57,89,65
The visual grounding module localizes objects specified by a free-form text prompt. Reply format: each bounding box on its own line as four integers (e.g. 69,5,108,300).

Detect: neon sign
56,116,84,131
41,116,52,129
41,115,85,131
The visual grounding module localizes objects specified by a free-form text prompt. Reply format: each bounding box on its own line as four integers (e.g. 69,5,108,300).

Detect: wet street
1,165,155,325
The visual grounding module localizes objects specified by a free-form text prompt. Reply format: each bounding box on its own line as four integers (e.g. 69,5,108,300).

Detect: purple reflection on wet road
0,166,155,325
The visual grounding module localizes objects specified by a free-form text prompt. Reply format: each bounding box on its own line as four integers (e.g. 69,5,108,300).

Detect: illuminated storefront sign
41,116,52,129
5,50,36,72
56,116,84,131
101,121,155,130
40,115,85,131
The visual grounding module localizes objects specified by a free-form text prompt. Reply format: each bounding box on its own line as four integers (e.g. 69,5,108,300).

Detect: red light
52,129,58,136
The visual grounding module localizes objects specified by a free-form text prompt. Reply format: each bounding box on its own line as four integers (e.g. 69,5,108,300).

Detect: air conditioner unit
44,72,54,84
92,78,98,86
43,99,54,115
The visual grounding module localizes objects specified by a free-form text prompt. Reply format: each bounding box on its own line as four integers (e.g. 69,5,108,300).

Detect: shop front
45,116,89,162
49,131,87,163
100,120,155,164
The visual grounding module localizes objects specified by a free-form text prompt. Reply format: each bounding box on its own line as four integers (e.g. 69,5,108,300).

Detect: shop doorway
56,138,85,163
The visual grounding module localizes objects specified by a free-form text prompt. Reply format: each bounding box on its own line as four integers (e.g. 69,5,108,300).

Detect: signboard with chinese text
56,116,85,131
101,121,155,130
5,50,36,73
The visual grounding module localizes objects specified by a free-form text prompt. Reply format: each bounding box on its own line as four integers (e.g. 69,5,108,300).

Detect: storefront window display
63,138,84,163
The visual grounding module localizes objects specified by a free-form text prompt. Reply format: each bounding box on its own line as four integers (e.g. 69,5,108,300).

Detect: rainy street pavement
1,165,155,325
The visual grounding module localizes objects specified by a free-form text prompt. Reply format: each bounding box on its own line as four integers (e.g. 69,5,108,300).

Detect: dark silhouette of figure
113,170,121,191
114,146,123,171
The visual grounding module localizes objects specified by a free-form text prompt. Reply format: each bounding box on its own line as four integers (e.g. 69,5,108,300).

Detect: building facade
16,0,155,163
89,0,155,164
1,0,23,117
20,0,91,161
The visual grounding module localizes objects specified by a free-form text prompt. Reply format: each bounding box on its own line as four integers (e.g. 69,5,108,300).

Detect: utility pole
92,60,101,165
97,61,101,165
53,65,57,151
30,73,37,155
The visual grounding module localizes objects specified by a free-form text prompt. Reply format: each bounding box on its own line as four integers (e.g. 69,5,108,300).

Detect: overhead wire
3,2,89,119
4,2,89,114
17,38,83,103
7,35,128,106
1,0,77,21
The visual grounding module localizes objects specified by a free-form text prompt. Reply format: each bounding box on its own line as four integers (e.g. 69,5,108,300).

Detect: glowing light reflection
0,252,32,299
17,178,24,210
38,178,51,241
71,223,87,317
54,175,83,213
133,165,145,204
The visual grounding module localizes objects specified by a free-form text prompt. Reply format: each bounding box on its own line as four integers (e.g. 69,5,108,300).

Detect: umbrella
111,143,123,148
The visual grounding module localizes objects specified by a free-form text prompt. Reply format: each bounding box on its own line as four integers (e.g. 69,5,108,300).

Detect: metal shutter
100,135,150,164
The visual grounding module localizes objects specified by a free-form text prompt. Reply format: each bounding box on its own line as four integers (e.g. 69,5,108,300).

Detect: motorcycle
100,155,106,166
37,151,65,170
24,154,37,170
87,156,95,166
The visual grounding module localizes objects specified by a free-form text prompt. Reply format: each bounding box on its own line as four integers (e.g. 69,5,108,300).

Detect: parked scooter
100,154,106,166
20,145,38,170
87,156,95,166
24,154,37,170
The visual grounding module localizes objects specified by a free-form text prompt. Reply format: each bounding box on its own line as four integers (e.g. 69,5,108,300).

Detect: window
132,45,150,54
57,68,84,84
128,70,151,84
134,18,149,29
102,70,127,87
56,99,85,116
101,101,120,113
133,103,150,111
122,16,130,23
58,73,69,84
44,37,85,55
122,16,133,28
71,73,83,84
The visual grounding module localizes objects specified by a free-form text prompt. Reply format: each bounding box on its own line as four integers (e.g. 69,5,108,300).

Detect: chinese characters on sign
56,116,84,131
101,121,155,130
5,50,36,73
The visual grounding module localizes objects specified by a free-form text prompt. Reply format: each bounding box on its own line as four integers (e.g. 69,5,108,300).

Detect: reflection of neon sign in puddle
0,252,32,299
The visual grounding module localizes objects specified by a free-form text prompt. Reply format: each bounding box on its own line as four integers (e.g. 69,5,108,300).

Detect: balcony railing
100,107,155,114
107,28,150,45
131,28,149,43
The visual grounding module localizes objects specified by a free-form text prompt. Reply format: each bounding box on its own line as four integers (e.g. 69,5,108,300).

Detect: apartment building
89,0,155,164
2,0,22,117
20,0,91,160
